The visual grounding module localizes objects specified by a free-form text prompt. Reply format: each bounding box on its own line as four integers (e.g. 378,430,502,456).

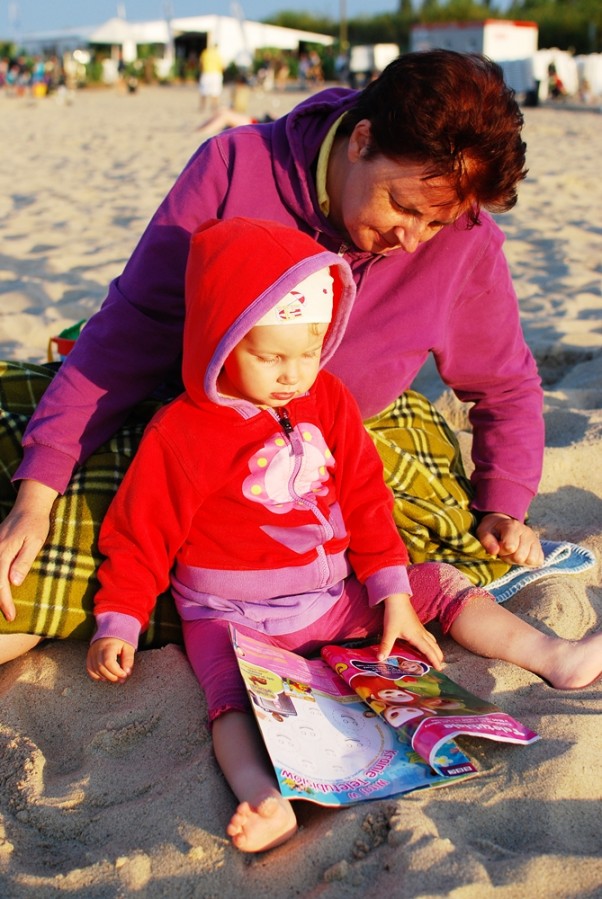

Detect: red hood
182,217,356,412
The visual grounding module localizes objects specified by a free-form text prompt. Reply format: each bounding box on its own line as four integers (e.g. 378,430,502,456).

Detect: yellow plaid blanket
0,362,181,647
0,363,510,645
364,392,511,585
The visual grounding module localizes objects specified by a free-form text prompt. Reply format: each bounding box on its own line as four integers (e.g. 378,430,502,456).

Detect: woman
0,50,544,662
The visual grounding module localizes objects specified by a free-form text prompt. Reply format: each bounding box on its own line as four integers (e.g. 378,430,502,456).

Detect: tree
508,0,602,52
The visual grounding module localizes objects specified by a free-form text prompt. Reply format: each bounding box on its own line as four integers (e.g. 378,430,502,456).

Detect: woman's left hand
476,513,544,567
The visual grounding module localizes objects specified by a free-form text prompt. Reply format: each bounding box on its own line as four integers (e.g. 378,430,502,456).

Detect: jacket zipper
276,407,294,436
271,406,334,585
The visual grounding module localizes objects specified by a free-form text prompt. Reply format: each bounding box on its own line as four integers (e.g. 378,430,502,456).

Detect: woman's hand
379,593,444,670
87,638,135,683
0,480,57,622
476,513,544,567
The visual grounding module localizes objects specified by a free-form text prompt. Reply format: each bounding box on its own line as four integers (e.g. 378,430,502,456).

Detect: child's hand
86,637,135,684
379,593,444,670
476,513,544,567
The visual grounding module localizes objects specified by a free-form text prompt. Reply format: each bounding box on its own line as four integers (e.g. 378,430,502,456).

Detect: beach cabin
410,20,539,99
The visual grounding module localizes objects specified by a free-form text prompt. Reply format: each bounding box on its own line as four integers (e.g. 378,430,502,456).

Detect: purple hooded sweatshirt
17,88,543,521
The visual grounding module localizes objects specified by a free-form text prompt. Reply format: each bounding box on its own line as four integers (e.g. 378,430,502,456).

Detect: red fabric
94,218,408,634
95,372,409,631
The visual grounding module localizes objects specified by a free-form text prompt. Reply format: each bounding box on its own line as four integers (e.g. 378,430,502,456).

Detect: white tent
19,13,334,77
85,15,333,69
575,52,602,99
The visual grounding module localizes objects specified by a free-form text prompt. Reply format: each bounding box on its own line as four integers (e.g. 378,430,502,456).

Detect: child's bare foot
227,794,298,853
543,633,602,690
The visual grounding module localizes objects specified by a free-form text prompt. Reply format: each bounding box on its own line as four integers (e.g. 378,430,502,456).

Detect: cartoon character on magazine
376,689,468,729
392,668,481,707
348,654,432,705
346,652,474,722
388,672,488,715
348,678,425,727
373,686,431,729
391,671,445,699
376,654,455,700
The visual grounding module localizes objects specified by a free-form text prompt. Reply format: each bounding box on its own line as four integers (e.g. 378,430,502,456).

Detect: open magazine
230,627,539,807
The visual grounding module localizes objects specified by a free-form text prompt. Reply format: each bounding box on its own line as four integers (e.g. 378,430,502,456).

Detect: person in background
547,62,567,100
198,42,224,112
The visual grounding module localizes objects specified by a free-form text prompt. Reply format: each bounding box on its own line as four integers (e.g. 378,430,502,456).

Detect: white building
19,14,334,80
411,20,539,97
411,20,538,61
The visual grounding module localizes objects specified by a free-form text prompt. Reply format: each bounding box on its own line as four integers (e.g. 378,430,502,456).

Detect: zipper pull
277,407,294,435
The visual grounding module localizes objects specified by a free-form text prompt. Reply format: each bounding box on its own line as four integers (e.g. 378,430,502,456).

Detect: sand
0,83,601,898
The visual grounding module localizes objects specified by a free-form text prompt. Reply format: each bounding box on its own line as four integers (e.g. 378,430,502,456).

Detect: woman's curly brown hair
339,50,528,225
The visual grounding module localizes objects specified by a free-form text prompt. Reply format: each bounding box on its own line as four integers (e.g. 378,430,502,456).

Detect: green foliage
422,0,489,23
124,59,143,78
347,14,407,47
135,43,163,60
86,58,104,83
264,12,337,35
508,0,601,53
260,4,600,53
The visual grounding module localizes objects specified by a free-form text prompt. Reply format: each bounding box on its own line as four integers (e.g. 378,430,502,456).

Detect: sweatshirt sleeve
433,217,544,520
92,421,203,642
321,376,410,603
15,139,232,493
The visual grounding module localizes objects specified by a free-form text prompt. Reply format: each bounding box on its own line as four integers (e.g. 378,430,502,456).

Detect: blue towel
488,540,596,604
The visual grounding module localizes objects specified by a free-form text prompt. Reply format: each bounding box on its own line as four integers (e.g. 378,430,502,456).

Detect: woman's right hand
0,480,58,622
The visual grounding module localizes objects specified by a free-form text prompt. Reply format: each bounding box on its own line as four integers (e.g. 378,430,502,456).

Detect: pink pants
182,561,493,723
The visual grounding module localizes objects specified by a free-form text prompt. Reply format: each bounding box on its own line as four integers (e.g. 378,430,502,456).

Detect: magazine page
321,640,539,775
230,626,477,806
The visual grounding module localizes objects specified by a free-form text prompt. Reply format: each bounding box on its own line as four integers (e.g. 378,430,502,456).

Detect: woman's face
328,120,467,255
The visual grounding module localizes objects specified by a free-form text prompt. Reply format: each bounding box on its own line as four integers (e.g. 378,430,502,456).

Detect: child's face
218,322,327,408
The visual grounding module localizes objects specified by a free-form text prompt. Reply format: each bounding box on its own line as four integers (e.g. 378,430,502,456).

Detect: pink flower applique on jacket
242,423,334,514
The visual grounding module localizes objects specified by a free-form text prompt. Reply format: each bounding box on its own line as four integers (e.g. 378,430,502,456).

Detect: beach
0,82,601,898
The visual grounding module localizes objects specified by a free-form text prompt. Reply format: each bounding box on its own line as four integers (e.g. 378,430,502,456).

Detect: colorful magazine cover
321,640,539,775
230,627,479,807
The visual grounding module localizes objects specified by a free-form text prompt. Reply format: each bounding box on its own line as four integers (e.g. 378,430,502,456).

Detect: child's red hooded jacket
92,218,410,648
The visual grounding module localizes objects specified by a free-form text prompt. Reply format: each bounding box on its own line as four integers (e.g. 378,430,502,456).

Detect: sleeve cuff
13,444,77,494
91,612,142,648
471,477,535,522
365,566,412,607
